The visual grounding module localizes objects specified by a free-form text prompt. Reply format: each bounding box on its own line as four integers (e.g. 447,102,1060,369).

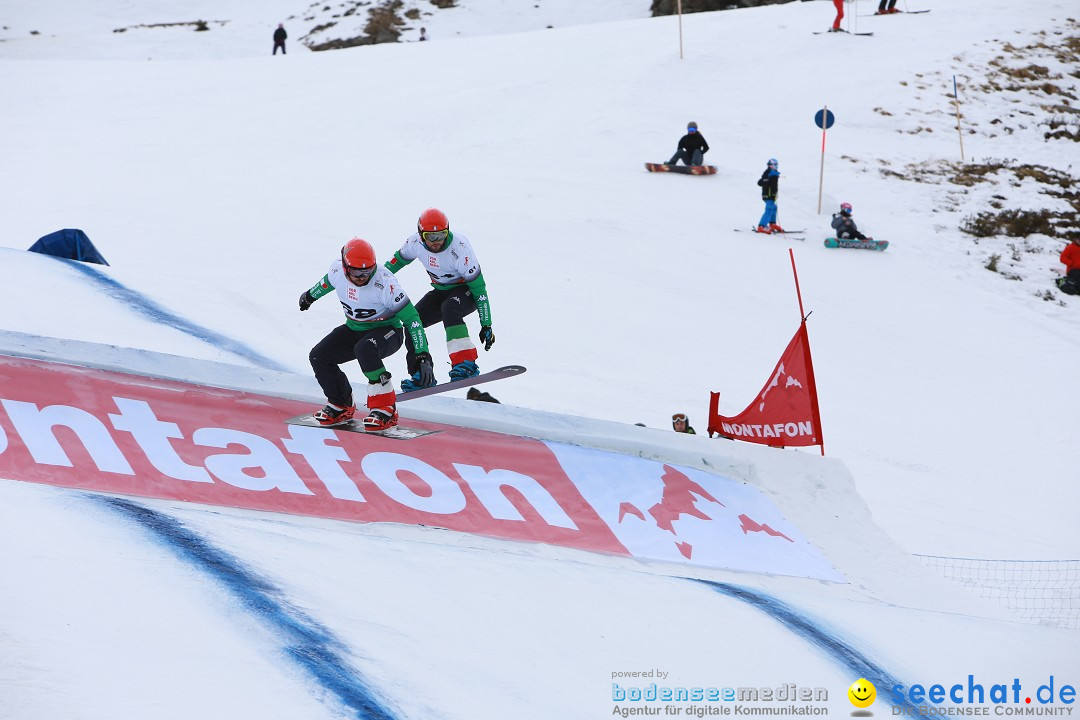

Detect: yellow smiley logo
848,679,876,708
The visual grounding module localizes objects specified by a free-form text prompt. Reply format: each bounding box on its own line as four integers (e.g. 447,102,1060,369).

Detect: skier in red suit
832,0,845,31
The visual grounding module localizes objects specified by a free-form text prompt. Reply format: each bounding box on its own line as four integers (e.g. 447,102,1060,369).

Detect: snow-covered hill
0,0,1077,718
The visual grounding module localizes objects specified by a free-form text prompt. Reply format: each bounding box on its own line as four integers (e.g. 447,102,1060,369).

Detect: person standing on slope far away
299,238,434,431
755,158,784,234
1058,236,1080,295
668,121,710,167
831,202,873,241
273,23,287,55
385,208,495,392
830,0,845,31
876,0,900,14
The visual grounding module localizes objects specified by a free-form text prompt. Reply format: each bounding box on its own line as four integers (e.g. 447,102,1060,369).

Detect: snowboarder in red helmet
386,208,496,392
298,237,434,431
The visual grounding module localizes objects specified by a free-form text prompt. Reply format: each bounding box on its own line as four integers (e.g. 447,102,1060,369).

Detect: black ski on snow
860,9,931,15
734,229,806,240
814,30,874,36
735,228,806,233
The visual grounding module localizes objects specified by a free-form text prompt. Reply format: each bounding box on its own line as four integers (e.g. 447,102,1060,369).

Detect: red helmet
341,237,377,286
417,207,450,250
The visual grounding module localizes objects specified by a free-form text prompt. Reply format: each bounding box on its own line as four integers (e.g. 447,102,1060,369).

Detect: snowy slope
0,0,1078,718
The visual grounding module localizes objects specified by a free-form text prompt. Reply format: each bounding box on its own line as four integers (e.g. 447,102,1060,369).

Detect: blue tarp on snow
28,228,109,265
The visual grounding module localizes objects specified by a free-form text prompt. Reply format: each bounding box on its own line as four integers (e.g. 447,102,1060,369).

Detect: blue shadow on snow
694,579,919,713
93,495,400,720
62,259,290,372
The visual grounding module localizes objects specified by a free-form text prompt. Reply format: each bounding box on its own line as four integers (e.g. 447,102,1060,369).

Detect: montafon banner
0,354,841,581
708,322,824,449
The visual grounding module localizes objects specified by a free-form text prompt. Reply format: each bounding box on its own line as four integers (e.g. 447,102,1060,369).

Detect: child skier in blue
755,158,783,234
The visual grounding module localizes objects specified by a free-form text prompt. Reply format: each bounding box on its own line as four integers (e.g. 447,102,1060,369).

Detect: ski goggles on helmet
672,413,688,423
344,264,375,282
421,229,449,244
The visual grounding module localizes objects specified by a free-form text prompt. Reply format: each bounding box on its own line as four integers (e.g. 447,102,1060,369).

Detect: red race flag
708,322,824,451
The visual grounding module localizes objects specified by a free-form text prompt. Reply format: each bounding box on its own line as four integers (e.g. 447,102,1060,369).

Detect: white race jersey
324,261,410,326
392,232,482,288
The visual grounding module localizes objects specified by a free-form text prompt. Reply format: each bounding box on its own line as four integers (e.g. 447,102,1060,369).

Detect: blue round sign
814,109,836,129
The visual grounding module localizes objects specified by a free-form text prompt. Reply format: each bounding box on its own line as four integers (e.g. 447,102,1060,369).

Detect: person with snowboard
672,413,697,435
1058,236,1080,295
273,23,287,55
667,121,710,167
755,158,784,234
831,202,873,241
875,0,900,14
299,237,434,431
385,207,495,392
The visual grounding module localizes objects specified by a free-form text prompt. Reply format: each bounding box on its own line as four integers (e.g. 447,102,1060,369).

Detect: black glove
416,351,435,387
299,290,315,311
479,326,495,351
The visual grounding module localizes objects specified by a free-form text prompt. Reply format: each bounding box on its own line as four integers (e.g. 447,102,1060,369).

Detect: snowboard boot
363,372,399,432
400,369,437,393
363,407,398,431
448,360,480,381
313,403,356,427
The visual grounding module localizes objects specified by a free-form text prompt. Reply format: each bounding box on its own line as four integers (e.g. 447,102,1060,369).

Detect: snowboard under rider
299,237,434,431
668,121,710,167
755,158,784,234
385,207,495,392
831,202,873,241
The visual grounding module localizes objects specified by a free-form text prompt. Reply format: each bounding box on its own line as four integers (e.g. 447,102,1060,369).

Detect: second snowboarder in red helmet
299,237,433,431
386,208,495,392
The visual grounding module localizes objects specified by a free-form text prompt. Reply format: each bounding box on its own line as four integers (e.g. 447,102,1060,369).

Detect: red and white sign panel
709,322,824,448
0,355,841,582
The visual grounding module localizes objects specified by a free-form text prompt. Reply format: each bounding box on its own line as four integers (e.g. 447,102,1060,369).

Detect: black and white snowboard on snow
284,414,440,439
284,365,527,440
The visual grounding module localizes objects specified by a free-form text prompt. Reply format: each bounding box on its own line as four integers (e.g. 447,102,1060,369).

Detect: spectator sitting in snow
831,202,872,241
1058,236,1080,295
667,122,709,167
